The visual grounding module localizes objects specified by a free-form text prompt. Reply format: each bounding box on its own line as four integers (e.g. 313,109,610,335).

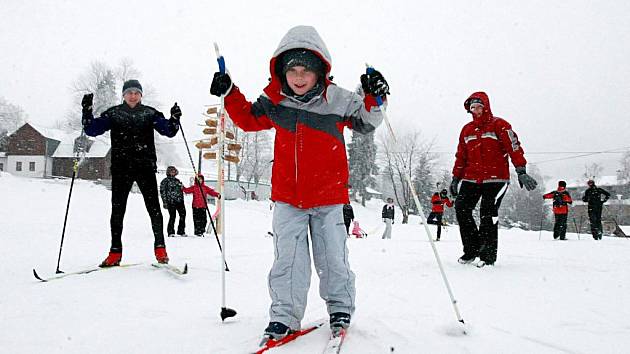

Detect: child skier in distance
426,189,453,241
160,166,187,237
182,174,220,237
210,25,389,339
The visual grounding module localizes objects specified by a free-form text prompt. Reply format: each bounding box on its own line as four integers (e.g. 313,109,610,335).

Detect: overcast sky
1,0,629,186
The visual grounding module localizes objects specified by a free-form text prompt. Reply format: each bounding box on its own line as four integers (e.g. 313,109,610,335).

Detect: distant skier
450,92,537,268
210,25,387,339
581,179,610,240
426,189,453,241
381,198,395,239
81,80,180,267
160,166,187,237
543,181,573,240
343,204,355,235
182,174,220,237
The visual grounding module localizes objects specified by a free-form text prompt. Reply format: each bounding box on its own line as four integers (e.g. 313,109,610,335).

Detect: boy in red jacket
450,92,537,268
543,180,573,240
182,174,220,237
210,26,388,339
427,189,453,241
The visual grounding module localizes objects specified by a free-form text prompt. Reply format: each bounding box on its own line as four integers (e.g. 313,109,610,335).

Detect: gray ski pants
269,202,356,329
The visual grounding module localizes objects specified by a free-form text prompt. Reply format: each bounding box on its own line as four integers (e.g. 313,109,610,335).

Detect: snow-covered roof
51,137,110,158
365,186,382,195
26,123,75,143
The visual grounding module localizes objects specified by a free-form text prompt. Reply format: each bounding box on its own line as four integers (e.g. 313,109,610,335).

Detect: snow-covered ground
1,173,629,353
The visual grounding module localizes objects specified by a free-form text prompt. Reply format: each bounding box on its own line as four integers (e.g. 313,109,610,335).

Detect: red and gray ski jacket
223,26,384,209
543,187,573,214
452,92,527,183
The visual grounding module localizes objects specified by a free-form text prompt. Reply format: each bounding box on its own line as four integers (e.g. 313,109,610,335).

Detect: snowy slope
1,173,629,354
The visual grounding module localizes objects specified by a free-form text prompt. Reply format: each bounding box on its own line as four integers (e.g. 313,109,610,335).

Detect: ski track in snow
1,173,629,353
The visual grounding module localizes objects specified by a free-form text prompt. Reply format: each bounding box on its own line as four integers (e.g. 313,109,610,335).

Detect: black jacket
160,176,184,205
343,204,354,222
382,204,395,220
84,102,179,173
582,186,610,207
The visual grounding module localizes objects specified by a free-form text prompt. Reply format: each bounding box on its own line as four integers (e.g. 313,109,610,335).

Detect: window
29,162,36,171
16,161,22,171
0,163,3,171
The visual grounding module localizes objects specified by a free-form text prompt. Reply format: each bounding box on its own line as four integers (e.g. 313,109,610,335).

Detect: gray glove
516,166,537,191
450,177,461,197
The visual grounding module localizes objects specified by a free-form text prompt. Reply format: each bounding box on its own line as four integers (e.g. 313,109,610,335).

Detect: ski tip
32,269,47,282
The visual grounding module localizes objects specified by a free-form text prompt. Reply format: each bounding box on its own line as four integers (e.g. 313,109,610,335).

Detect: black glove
217,193,222,199
81,93,93,112
170,102,182,120
450,177,460,197
360,70,390,97
516,167,538,191
210,72,232,97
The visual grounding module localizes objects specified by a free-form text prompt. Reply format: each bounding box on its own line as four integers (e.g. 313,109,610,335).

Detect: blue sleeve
153,111,179,137
84,110,112,136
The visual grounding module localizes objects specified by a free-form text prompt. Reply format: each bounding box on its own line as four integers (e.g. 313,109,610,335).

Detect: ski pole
572,217,579,240
366,64,466,333
55,129,87,274
177,115,229,272
214,42,237,321
577,215,582,240
538,211,544,241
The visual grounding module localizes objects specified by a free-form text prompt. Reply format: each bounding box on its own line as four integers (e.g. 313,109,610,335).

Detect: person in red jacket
209,26,387,339
182,174,220,237
450,92,537,268
427,189,453,241
543,180,573,240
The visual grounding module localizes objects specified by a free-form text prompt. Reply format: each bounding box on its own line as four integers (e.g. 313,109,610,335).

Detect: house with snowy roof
3,123,111,180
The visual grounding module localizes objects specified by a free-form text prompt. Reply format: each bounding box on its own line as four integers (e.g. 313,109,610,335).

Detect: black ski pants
110,169,165,251
166,201,187,236
344,219,352,234
588,204,603,239
553,213,568,240
455,181,508,264
192,207,207,235
426,212,444,239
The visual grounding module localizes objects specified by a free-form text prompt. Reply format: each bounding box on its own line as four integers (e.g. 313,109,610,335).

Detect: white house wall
6,155,51,177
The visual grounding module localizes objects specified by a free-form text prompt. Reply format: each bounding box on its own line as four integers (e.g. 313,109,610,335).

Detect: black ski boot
263,321,291,340
330,312,351,335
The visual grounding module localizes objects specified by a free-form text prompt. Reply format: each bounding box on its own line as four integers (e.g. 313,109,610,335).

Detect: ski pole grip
217,56,226,75
365,66,384,106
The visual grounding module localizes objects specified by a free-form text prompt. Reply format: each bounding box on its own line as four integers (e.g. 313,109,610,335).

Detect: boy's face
285,66,318,96
123,90,142,108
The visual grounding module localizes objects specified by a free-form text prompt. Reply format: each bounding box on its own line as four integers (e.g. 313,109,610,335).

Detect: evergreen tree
348,130,378,206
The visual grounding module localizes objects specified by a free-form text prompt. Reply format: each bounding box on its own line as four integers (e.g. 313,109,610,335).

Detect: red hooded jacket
223,26,383,209
182,178,220,209
452,92,527,183
431,194,453,213
543,187,573,214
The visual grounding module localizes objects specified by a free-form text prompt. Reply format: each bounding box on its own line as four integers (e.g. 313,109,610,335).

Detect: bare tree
237,130,273,188
379,130,435,223
583,162,603,181
0,97,28,150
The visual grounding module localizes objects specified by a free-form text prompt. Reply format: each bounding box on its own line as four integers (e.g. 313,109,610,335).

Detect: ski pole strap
365,66,384,106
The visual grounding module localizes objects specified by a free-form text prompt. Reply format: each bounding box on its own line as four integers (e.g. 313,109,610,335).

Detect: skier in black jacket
160,166,186,237
82,79,181,266
581,179,610,240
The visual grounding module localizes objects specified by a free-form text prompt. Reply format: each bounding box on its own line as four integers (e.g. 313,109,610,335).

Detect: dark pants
192,207,207,235
344,219,352,234
167,201,186,235
110,170,164,251
455,181,507,264
426,212,443,239
588,205,603,239
553,214,568,240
